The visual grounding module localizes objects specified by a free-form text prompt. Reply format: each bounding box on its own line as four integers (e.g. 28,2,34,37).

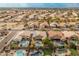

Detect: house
29,13,38,20
62,31,77,40
40,21,49,30
20,31,32,38
47,31,69,56
27,21,39,30
47,31,65,48
62,31,78,46
47,31,63,40
50,22,59,28
32,31,46,40
31,31,46,48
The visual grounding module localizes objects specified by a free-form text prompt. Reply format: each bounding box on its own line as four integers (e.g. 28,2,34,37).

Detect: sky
0,3,79,8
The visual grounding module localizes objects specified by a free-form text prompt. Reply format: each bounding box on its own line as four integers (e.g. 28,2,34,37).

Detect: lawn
43,49,52,56
10,42,18,49
70,49,78,56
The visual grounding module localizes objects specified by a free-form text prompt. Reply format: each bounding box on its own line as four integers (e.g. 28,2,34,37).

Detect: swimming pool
35,41,42,48
20,40,29,47
16,49,26,56
30,50,43,56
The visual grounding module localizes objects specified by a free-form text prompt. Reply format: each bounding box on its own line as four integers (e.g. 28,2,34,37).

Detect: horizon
0,3,79,8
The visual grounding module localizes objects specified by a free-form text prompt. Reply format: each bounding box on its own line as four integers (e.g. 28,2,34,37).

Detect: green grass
43,49,52,56
10,43,18,49
70,49,78,56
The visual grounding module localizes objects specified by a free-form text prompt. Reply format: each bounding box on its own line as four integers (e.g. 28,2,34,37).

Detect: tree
43,37,54,49
43,37,54,55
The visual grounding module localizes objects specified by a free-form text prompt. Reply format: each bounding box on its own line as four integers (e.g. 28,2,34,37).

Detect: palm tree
27,33,35,56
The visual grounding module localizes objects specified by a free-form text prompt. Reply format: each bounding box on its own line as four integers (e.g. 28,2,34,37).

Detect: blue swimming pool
16,50,26,56
20,40,29,47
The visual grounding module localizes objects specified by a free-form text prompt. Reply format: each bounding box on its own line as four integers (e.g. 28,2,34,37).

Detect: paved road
0,31,18,52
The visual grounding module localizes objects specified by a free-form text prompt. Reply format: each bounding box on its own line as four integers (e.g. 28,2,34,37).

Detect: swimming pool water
20,40,29,47
16,50,26,56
